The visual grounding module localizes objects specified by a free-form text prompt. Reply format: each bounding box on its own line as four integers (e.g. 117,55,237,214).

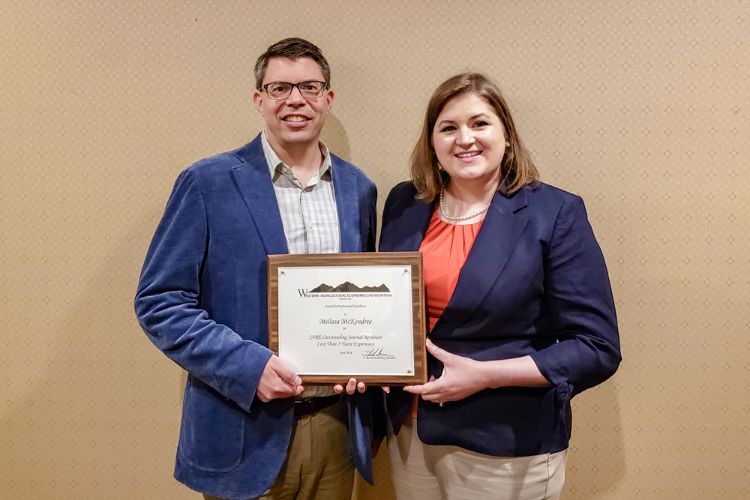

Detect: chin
280,130,317,143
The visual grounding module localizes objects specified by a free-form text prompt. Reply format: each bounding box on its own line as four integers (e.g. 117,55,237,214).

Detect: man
135,38,379,500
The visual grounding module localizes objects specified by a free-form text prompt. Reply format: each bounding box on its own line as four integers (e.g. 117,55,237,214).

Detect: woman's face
431,92,507,188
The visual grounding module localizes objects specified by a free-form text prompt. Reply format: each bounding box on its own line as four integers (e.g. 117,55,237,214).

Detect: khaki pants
388,418,567,500
205,399,353,500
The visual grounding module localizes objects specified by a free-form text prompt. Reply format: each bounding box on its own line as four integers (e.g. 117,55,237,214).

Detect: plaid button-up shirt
261,132,340,398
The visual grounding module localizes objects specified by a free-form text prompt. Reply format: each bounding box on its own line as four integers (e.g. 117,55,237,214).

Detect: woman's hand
334,378,367,395
404,340,551,406
403,339,489,404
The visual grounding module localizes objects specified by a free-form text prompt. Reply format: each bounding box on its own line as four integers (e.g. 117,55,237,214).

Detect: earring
505,141,511,148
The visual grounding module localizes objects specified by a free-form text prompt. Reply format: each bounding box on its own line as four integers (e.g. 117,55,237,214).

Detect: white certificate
268,253,426,385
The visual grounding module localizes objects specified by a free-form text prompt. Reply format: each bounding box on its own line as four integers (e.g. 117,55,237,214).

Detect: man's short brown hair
254,37,330,89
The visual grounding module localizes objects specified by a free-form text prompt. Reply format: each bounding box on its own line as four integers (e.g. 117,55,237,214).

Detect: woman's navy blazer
379,181,621,456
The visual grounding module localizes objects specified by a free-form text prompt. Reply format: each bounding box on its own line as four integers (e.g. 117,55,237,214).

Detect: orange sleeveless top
420,209,484,332
411,209,484,417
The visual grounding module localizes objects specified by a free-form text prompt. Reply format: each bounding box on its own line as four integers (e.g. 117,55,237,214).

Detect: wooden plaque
268,252,426,385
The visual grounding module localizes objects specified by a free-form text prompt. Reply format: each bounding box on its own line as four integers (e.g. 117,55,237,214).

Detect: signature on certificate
361,348,396,360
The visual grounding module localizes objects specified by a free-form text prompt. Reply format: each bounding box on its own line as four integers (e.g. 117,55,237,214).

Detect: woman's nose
456,128,474,145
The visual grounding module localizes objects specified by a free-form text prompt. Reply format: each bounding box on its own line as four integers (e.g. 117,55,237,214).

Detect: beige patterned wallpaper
1,1,748,499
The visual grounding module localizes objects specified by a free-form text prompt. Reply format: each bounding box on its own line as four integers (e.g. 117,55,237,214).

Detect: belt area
293,395,342,417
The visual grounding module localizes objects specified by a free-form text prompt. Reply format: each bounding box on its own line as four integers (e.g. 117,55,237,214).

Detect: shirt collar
261,131,333,182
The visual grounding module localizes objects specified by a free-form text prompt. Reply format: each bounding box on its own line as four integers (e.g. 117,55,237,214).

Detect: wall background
2,1,748,499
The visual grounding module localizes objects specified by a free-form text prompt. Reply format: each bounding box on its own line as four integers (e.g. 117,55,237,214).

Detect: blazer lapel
331,158,360,252
386,195,434,252
434,189,530,334
231,136,289,255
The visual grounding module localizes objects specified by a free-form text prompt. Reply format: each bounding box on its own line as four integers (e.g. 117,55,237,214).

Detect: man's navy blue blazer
135,134,379,500
379,181,621,456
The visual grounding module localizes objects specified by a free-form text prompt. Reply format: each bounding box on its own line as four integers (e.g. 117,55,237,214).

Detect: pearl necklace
438,188,491,222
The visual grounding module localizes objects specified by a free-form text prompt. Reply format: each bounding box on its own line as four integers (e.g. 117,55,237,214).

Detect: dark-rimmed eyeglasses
261,81,328,99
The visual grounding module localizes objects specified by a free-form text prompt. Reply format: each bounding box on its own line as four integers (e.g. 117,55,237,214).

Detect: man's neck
269,136,322,168
266,135,323,186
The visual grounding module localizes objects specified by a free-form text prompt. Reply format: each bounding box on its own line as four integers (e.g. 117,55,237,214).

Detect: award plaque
268,252,426,385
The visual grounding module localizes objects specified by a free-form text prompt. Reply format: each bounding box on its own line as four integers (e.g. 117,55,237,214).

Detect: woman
379,73,621,499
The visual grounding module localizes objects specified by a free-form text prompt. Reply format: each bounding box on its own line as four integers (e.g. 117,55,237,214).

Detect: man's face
253,57,334,151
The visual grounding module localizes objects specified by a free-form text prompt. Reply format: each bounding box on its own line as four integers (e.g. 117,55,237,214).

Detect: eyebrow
436,113,492,127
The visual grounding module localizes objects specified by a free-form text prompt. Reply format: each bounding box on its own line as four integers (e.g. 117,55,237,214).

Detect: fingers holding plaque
268,252,427,385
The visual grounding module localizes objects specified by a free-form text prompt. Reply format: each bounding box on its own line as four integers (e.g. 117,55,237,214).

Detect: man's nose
285,85,306,104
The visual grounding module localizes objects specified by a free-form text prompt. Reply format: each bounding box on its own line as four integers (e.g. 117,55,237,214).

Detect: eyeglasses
261,81,328,99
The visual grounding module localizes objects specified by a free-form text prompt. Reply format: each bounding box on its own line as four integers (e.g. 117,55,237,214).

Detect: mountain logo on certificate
308,281,390,293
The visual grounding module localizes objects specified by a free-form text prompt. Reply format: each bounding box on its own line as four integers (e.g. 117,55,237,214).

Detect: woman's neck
439,177,499,225
444,178,498,206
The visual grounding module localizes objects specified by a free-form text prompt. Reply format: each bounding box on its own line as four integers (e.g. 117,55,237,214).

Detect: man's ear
252,89,263,113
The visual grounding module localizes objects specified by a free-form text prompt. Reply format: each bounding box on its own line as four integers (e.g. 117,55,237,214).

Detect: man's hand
256,355,304,402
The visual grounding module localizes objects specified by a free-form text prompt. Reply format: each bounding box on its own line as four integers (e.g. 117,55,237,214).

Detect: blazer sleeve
529,195,621,396
134,169,272,410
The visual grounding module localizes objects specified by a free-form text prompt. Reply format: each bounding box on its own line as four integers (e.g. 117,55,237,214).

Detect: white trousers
388,418,567,500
